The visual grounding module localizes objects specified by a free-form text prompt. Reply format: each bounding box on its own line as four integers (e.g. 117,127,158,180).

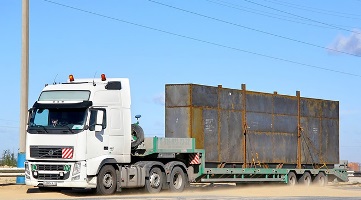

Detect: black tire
131,124,145,149
169,166,186,193
299,172,312,186
287,172,298,186
145,167,163,193
96,165,117,195
313,172,328,186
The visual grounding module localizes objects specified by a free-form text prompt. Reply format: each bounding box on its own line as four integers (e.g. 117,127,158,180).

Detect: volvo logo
48,150,54,155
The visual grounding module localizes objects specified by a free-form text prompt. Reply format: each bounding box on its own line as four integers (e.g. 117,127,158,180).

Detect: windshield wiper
61,125,74,134
36,125,48,133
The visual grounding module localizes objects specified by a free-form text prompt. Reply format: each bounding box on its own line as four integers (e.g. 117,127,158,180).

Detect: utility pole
17,0,29,184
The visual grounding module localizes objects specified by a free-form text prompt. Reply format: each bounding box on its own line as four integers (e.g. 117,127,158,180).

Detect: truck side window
89,109,107,131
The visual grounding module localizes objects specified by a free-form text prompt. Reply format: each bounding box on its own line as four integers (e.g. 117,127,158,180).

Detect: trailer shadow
25,183,289,197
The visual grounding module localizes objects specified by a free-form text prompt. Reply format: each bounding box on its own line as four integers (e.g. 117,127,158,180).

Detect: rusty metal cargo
165,84,339,168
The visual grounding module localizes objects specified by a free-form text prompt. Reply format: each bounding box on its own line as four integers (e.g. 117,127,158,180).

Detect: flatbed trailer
134,137,348,187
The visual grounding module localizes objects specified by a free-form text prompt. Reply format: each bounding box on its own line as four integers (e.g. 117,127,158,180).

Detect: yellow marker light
69,74,74,82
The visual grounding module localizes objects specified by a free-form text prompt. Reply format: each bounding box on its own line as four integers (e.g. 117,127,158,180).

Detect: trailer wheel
169,166,186,192
131,124,144,149
313,172,328,186
287,172,297,186
145,167,163,193
96,165,117,195
299,172,312,186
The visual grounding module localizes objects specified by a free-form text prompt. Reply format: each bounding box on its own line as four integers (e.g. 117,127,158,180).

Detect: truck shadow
25,183,288,197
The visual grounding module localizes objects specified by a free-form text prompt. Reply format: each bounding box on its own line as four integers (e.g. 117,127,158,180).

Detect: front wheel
169,166,186,192
145,167,164,193
96,165,117,195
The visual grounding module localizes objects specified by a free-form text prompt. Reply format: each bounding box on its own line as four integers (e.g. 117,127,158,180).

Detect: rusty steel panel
273,115,298,133
220,89,243,110
272,133,298,163
300,117,321,164
192,107,204,149
273,96,298,115
203,109,219,162
165,84,339,166
165,84,190,107
220,111,244,163
192,85,218,108
323,119,339,163
247,112,272,132
246,132,274,163
301,98,322,117
165,107,191,138
322,100,339,119
246,92,273,113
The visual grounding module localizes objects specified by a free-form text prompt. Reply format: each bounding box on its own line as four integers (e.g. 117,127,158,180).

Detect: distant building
348,162,361,171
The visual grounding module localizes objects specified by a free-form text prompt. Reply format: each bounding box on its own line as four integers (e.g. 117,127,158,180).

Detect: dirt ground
1,177,361,200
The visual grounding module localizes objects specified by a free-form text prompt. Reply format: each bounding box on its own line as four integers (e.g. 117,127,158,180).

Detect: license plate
43,181,57,186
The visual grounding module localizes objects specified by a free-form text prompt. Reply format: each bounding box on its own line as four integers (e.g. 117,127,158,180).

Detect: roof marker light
101,74,106,81
69,74,74,82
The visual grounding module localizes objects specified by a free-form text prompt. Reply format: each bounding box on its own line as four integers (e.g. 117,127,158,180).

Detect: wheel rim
172,172,183,189
103,173,113,188
289,176,296,185
149,172,161,188
305,176,311,185
318,175,325,186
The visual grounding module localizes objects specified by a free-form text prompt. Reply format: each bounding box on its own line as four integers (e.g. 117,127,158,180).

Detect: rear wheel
169,166,186,192
96,165,117,195
145,167,163,193
287,172,297,186
313,172,328,186
299,172,312,186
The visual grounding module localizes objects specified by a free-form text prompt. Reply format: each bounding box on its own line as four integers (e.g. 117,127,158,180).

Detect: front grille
37,173,64,180
32,164,71,180
37,164,66,171
30,146,63,158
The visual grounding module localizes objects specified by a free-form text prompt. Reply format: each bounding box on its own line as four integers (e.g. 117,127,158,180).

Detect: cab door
86,108,109,159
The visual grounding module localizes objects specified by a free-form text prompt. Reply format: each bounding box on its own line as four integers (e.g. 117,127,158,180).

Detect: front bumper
25,161,96,188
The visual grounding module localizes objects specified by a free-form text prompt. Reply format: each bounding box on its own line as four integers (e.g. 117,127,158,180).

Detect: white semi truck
25,74,348,195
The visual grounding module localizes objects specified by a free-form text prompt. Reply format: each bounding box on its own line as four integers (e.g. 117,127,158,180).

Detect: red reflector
101,74,106,81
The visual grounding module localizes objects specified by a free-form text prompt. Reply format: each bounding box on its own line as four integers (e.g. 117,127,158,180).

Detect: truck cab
25,74,132,190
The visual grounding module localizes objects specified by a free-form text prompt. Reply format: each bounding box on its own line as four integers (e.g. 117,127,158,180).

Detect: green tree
1,149,17,167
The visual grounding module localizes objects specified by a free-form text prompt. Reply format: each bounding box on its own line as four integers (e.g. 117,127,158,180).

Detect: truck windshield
28,108,87,134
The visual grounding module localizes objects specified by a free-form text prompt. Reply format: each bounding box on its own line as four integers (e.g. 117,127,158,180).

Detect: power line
43,0,361,78
263,0,361,19
147,0,361,57
206,0,331,29
243,0,361,35
206,0,360,30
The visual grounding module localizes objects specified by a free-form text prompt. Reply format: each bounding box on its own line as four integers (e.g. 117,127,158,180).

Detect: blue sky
1,0,361,162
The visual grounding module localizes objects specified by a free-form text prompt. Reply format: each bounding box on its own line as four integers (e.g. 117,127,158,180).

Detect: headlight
72,162,81,176
24,162,30,174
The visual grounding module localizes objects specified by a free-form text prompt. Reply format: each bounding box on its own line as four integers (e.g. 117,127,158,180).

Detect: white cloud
328,30,361,56
153,93,165,105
